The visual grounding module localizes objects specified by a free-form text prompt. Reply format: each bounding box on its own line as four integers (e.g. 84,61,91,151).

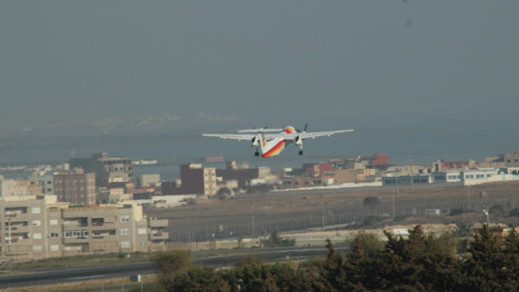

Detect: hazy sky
1,1,518,134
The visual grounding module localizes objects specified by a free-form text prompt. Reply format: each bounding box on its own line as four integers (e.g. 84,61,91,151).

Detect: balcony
150,232,169,240
63,224,89,231
62,209,91,218
6,225,31,233
149,219,168,228
3,213,29,220
90,222,116,230
63,236,90,244
91,235,117,241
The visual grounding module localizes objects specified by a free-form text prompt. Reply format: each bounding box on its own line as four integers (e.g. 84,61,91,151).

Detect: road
0,246,348,289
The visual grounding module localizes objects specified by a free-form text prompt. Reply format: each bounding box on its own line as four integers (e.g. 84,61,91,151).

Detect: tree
460,224,508,291
262,231,295,247
216,187,233,200
349,231,384,258
153,250,192,291
169,265,230,292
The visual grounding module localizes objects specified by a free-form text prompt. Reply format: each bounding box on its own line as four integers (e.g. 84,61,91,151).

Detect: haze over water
1,1,518,180
1,124,517,181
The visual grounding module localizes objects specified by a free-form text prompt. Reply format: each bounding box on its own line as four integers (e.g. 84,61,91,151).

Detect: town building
139,174,161,187
0,195,168,261
432,160,476,172
180,164,217,196
28,172,54,195
334,168,377,184
480,155,505,168
215,161,262,189
355,153,389,170
504,151,519,167
382,174,432,186
431,171,463,183
281,163,336,188
53,169,96,206
0,176,41,197
70,153,134,188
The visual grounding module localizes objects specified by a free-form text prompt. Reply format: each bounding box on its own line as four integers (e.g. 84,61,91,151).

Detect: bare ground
146,182,519,242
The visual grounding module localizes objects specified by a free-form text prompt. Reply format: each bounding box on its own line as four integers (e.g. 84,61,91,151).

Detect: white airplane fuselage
202,125,353,158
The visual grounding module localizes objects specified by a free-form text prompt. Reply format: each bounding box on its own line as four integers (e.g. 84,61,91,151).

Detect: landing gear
298,150,304,156
255,150,260,157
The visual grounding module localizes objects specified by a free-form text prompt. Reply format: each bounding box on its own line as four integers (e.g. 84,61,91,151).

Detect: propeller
296,123,308,133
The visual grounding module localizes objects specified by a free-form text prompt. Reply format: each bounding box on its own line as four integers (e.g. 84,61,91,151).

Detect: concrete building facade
0,195,168,261
180,164,217,196
0,177,41,197
504,151,519,167
53,169,96,206
29,173,54,195
70,153,134,187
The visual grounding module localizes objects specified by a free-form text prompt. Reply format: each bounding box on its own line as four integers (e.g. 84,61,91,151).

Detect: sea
0,126,517,181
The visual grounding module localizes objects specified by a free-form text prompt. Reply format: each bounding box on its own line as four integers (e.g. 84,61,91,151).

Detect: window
49,219,58,225
120,216,130,222
33,220,42,226
121,241,130,248
33,245,43,252
32,207,41,214
120,229,130,235
50,245,59,251
33,233,42,239
138,228,147,235
50,232,59,238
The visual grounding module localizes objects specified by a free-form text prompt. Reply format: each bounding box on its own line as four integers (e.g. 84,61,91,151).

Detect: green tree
460,225,509,291
153,250,192,291
170,265,230,292
343,226,460,291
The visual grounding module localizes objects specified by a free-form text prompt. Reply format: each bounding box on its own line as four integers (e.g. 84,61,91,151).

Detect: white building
29,172,55,194
431,171,462,184
139,174,161,187
462,168,519,186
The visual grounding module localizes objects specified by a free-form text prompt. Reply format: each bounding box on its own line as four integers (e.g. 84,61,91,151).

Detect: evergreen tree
460,224,514,291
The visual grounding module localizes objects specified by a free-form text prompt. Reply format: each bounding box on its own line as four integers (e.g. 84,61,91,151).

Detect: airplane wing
202,133,256,141
203,129,353,141
296,129,354,140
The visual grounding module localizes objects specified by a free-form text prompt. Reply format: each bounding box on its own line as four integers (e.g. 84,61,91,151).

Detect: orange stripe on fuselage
283,126,295,134
262,140,286,158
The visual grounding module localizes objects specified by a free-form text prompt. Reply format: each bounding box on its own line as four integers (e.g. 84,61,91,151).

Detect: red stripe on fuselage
262,140,286,158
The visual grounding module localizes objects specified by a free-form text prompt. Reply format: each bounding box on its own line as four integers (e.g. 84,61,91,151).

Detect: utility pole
250,206,255,236
409,155,415,193
7,217,12,256
392,191,396,219
483,206,490,225
321,194,325,230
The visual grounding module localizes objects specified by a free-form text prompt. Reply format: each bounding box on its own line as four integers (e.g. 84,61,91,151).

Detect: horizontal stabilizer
237,128,283,133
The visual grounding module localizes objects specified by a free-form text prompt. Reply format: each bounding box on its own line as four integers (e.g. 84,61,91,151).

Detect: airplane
202,124,354,158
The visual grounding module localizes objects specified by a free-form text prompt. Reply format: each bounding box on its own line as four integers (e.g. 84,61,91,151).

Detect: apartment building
180,164,217,195
504,151,519,167
53,169,96,206
0,176,41,197
28,172,54,195
0,195,168,261
70,153,134,187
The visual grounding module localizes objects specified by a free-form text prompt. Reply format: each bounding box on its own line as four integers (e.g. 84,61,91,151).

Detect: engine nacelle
251,135,260,147
295,135,303,146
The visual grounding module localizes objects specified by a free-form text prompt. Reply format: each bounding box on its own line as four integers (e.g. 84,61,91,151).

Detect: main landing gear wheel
298,150,304,156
